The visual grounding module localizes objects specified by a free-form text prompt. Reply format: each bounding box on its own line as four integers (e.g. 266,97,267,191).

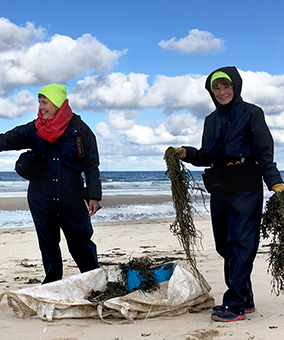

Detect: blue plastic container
127,263,174,292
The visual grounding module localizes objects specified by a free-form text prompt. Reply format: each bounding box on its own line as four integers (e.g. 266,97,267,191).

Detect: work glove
174,147,186,159
271,183,284,193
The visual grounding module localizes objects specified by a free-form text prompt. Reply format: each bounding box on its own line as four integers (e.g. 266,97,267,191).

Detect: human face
213,84,234,105
38,96,58,119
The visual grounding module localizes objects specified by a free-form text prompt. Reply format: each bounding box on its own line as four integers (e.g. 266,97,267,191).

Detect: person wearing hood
0,84,102,284
174,66,284,322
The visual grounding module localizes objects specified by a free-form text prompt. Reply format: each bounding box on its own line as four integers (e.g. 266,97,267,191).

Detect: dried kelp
87,281,129,303
164,147,204,272
120,256,160,293
87,257,162,303
260,191,284,295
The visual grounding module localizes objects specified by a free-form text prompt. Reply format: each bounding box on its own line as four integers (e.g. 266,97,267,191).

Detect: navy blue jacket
0,113,102,202
182,66,282,190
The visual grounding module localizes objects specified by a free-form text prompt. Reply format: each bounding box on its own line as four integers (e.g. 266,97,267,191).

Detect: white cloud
162,113,203,143
122,113,203,146
3,66,284,130
94,109,204,171
0,150,22,170
0,19,126,95
70,71,284,118
95,121,116,141
69,73,149,111
143,74,212,115
158,29,226,54
0,90,37,118
70,72,212,117
0,17,45,52
107,110,140,130
240,70,284,115
266,112,284,129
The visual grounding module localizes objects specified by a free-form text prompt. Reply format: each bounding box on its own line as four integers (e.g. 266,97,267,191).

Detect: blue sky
1,0,284,171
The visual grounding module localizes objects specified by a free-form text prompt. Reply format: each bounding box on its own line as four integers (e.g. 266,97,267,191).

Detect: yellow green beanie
210,71,232,91
38,84,67,108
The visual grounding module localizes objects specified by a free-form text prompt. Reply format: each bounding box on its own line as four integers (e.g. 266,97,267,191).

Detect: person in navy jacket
174,67,283,322
0,84,102,283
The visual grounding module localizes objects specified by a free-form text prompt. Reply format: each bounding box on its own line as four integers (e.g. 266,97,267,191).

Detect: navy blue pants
210,186,263,313
28,193,99,284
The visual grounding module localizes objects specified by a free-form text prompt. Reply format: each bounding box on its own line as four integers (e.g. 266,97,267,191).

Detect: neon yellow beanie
210,71,232,91
38,84,67,108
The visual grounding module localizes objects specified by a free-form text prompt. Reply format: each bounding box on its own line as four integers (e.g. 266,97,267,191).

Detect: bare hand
88,200,101,216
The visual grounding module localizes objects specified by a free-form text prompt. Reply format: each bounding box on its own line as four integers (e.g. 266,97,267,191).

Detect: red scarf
35,99,73,143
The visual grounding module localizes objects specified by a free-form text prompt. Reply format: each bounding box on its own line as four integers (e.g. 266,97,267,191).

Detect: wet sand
0,194,173,210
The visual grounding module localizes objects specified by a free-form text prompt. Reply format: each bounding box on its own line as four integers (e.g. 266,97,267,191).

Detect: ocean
0,170,276,229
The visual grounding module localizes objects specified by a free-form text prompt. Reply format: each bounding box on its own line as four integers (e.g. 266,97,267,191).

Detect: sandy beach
1,196,284,339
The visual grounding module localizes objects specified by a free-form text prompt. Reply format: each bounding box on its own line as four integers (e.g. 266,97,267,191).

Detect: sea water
0,170,276,229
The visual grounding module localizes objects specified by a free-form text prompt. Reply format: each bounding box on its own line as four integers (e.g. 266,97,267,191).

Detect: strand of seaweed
164,147,204,282
260,191,284,296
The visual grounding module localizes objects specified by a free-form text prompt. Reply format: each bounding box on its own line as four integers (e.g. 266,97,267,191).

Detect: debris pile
121,256,160,292
87,257,163,302
87,281,129,302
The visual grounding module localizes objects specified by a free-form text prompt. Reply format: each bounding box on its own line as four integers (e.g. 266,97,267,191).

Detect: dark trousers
28,196,99,284
210,186,263,313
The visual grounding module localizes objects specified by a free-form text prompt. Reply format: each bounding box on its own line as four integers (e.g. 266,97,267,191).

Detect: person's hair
212,78,233,90
38,94,46,99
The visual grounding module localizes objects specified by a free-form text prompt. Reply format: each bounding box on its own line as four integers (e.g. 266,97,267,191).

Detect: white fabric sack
1,261,214,322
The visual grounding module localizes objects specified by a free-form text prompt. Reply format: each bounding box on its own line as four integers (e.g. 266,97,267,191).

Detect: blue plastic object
127,263,174,292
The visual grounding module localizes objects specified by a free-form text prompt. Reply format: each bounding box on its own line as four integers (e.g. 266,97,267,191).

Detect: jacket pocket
202,168,226,194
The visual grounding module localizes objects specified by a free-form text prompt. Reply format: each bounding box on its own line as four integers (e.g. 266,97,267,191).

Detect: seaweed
86,257,164,303
164,147,204,281
120,256,160,293
260,191,284,295
87,281,129,303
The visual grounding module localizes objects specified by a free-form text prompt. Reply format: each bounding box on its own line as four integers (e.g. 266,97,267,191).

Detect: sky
1,0,284,172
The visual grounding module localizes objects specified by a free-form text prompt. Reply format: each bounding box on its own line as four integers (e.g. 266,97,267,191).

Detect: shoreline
0,194,173,211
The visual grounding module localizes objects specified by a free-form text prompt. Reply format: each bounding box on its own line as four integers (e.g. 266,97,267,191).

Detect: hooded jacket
182,66,282,190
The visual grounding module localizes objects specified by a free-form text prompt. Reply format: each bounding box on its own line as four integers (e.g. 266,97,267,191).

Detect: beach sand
1,196,284,339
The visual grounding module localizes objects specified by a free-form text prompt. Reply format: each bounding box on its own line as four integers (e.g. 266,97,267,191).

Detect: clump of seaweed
87,281,129,303
120,256,160,293
260,191,284,295
86,257,163,303
164,147,204,278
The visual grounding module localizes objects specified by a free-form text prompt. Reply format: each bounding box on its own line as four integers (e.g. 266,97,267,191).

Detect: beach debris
87,281,129,302
26,278,41,284
260,191,284,295
121,256,160,293
187,329,219,339
87,257,165,302
5,263,213,321
20,260,36,268
13,276,41,284
164,147,204,271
